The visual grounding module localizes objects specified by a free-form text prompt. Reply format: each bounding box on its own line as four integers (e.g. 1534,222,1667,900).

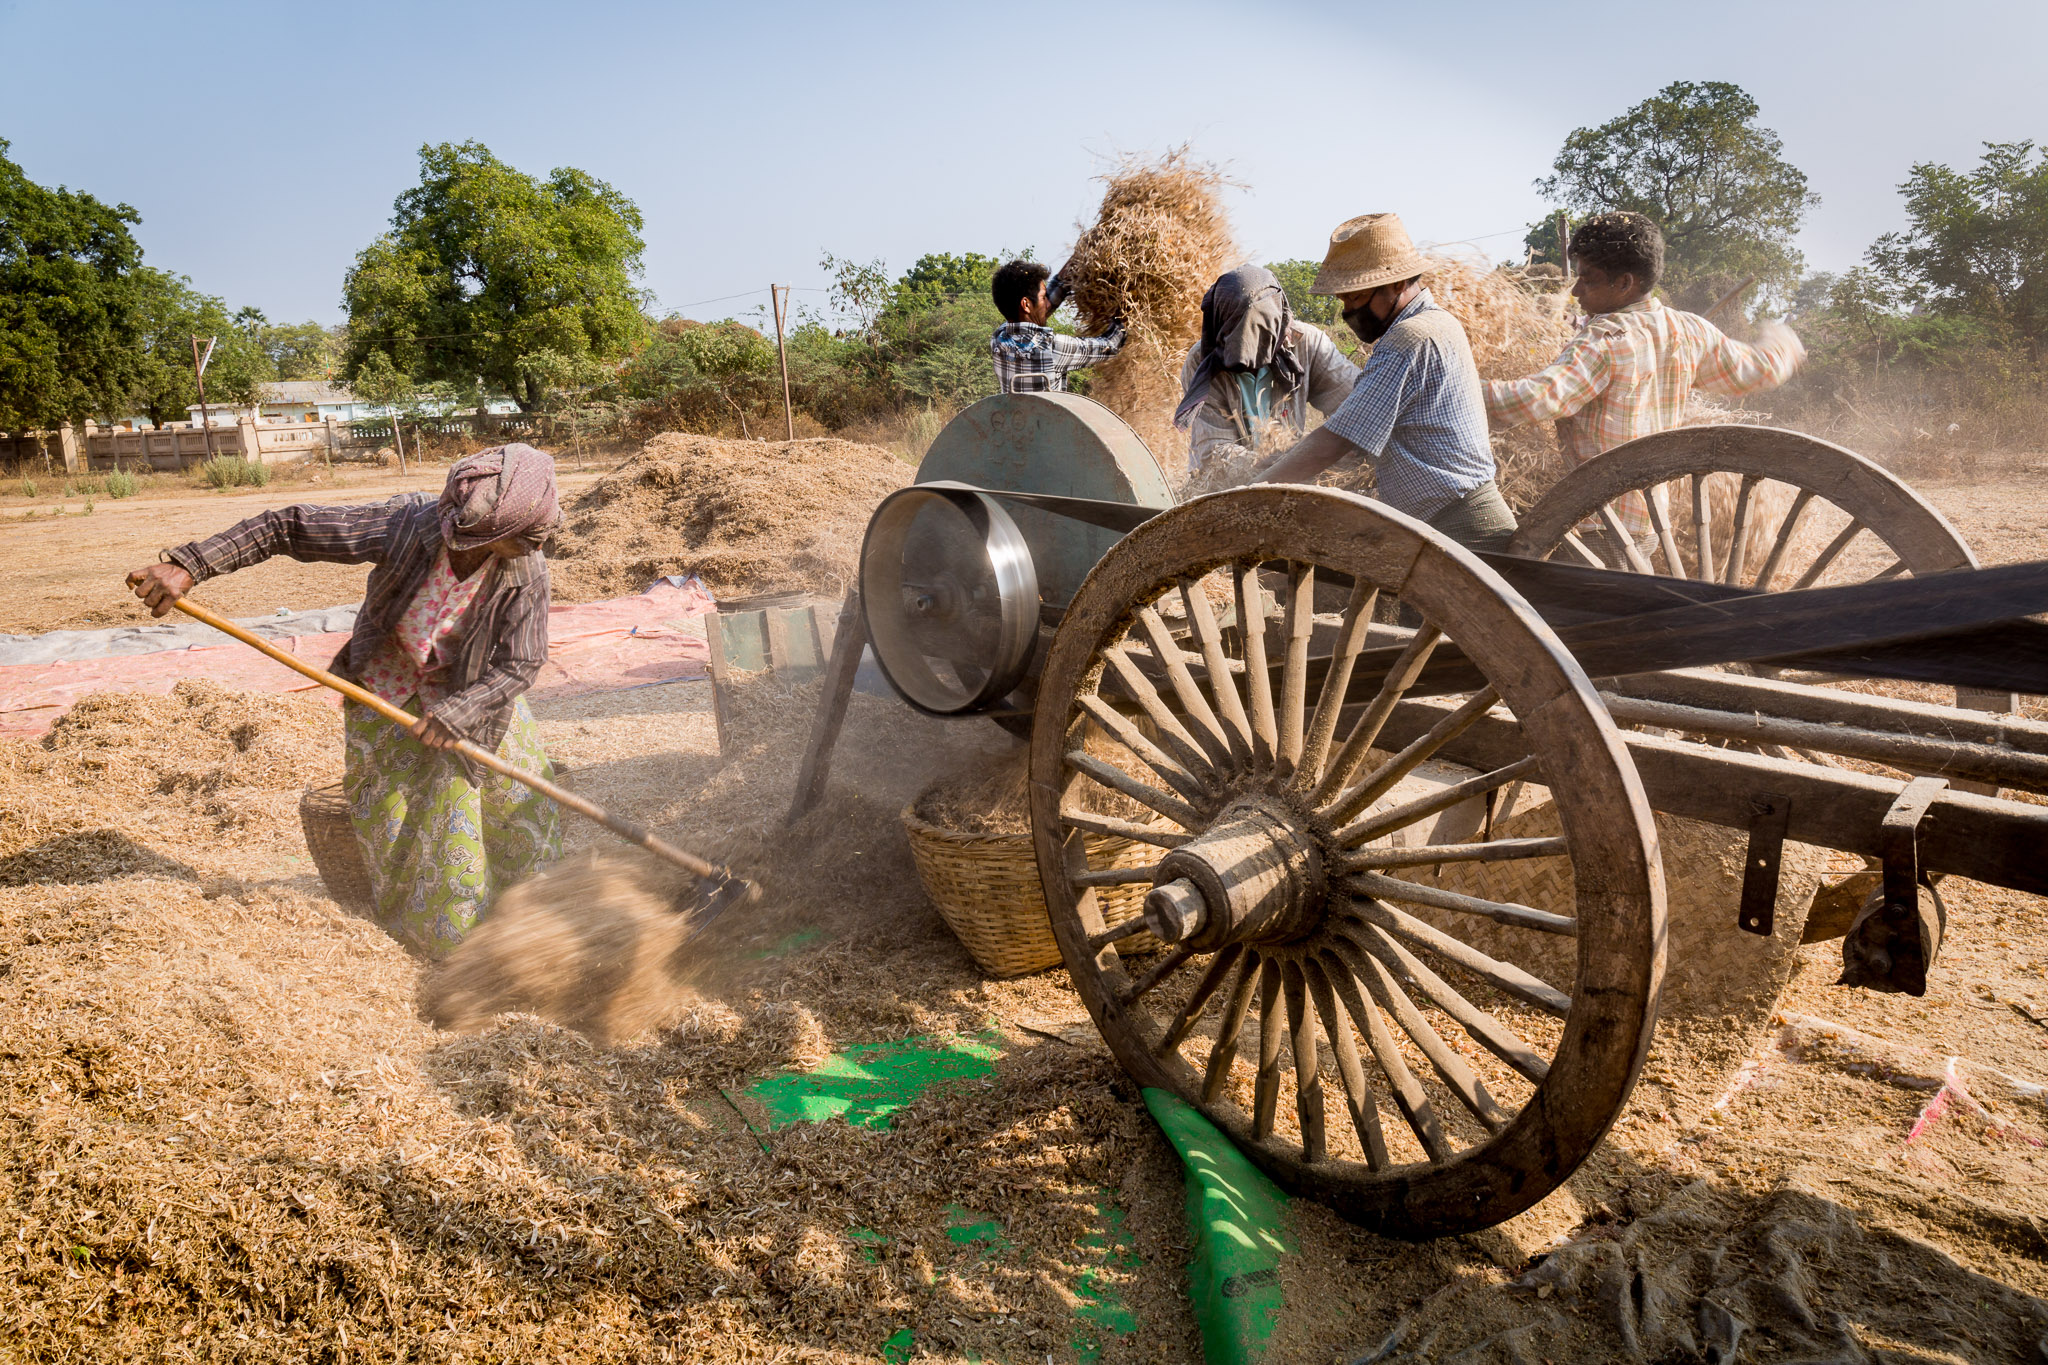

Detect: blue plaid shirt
990,320,1125,394
1324,291,1495,520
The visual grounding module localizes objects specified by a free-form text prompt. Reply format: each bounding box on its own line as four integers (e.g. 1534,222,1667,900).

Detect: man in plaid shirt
988,258,1125,394
1486,212,1804,546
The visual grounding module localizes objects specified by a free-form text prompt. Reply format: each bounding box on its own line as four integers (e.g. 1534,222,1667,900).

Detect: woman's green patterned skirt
343,696,562,958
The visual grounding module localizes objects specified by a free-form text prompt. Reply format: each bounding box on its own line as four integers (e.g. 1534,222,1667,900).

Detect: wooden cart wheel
1030,486,1665,1239
1507,425,1978,587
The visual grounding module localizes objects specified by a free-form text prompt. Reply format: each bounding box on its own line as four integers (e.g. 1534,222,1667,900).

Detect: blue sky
3,0,2041,327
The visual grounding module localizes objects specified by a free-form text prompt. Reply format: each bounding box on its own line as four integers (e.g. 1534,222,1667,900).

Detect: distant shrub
200,456,270,489
18,478,36,498
103,470,138,499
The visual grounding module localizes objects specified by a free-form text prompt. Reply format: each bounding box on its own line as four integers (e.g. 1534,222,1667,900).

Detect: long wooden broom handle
169,596,720,880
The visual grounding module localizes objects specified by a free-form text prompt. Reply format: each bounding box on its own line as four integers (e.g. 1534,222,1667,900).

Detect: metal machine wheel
1508,425,1978,587
1029,486,1666,1239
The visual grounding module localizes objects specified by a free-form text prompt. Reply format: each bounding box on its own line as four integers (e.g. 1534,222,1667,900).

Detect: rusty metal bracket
1737,792,1792,936
1839,776,1949,995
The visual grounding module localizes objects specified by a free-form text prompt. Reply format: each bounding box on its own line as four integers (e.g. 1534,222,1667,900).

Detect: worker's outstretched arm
1254,424,1355,484
1484,332,1608,431
1695,318,1804,397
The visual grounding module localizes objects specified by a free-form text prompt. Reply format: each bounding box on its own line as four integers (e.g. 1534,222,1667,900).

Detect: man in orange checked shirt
1486,211,1805,562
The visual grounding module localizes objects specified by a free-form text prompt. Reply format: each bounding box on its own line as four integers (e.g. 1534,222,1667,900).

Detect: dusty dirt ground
0,467,2043,1361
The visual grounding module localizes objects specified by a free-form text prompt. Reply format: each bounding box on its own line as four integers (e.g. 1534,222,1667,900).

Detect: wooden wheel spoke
1058,809,1191,849
1136,605,1234,765
1343,919,1550,1084
1295,580,1380,792
1076,694,1209,803
1346,869,1577,936
1751,488,1816,591
1720,475,1761,584
1087,917,1155,953
1314,625,1444,803
1343,899,1572,1017
1277,563,1315,779
1320,950,1450,1162
1302,958,1390,1169
1178,577,1255,762
1336,755,1540,848
1072,864,1159,887
1233,563,1279,769
1324,686,1501,827
1158,943,1246,1054
1251,959,1285,1140
1200,953,1262,1104
1066,751,1203,829
1596,502,1655,575
1862,558,1907,584
1643,481,1685,578
1119,944,1197,1007
1789,519,1863,591
1691,474,1715,582
1101,646,1222,778
1559,531,1604,568
1279,961,1327,1163
1344,835,1567,870
1330,937,1509,1132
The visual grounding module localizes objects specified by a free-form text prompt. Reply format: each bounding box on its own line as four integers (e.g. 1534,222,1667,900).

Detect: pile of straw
1062,149,1239,473
548,433,909,600
1416,253,1578,510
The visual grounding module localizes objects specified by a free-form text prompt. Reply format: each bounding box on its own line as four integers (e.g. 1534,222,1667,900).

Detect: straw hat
1310,213,1437,296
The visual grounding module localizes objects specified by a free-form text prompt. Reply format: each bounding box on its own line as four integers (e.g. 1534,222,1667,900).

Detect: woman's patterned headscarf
438,443,563,551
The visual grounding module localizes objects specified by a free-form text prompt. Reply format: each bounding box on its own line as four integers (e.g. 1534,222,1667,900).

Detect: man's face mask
1345,298,1395,344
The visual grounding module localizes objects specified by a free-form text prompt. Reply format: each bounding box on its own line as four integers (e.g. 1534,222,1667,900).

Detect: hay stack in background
1416,253,1578,511
1062,149,1239,476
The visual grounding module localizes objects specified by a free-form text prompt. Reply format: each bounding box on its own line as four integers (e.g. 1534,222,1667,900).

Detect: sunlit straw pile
548,432,909,601
1063,148,1239,474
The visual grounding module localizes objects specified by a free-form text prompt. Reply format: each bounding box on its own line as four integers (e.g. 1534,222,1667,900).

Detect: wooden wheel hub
1146,798,1327,951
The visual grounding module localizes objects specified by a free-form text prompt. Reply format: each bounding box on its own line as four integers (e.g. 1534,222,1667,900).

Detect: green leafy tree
341,140,649,412
1525,81,1817,305
674,322,775,436
124,269,269,426
0,138,145,430
257,321,337,380
1269,260,1339,325
1868,141,2048,358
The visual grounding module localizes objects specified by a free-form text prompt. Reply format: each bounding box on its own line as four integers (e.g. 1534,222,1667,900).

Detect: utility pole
770,283,794,442
1554,212,1570,279
190,335,220,462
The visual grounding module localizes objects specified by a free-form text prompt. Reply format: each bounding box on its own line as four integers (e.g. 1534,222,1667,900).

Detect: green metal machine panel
916,393,1173,607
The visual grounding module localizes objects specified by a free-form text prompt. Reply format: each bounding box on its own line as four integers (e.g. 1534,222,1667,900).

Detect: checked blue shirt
1323,291,1496,521
990,320,1126,394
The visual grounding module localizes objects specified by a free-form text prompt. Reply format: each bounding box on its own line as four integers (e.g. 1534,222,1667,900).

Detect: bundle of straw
1062,148,1238,474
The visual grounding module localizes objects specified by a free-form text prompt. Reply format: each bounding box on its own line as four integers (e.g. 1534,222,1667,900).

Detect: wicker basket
902,804,1164,978
300,783,373,913
299,763,574,915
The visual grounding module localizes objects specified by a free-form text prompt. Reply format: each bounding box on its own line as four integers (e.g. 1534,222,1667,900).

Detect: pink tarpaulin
0,579,716,739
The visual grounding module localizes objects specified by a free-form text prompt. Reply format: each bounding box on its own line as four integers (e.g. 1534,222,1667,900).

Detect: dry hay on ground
0,675,1205,1360
1063,148,1238,474
547,433,909,602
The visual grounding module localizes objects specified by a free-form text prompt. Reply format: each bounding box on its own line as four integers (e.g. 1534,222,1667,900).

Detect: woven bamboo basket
902,804,1164,978
299,764,573,915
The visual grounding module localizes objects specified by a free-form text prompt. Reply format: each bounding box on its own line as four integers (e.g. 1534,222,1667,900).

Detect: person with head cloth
1175,265,1360,489
125,443,567,957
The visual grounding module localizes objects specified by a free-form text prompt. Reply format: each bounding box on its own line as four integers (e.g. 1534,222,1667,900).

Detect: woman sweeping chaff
126,444,566,958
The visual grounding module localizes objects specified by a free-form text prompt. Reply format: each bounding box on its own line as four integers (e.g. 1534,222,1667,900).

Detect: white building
188,382,522,426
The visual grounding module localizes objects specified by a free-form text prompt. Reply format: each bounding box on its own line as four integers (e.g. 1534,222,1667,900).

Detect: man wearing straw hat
1254,214,1515,551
